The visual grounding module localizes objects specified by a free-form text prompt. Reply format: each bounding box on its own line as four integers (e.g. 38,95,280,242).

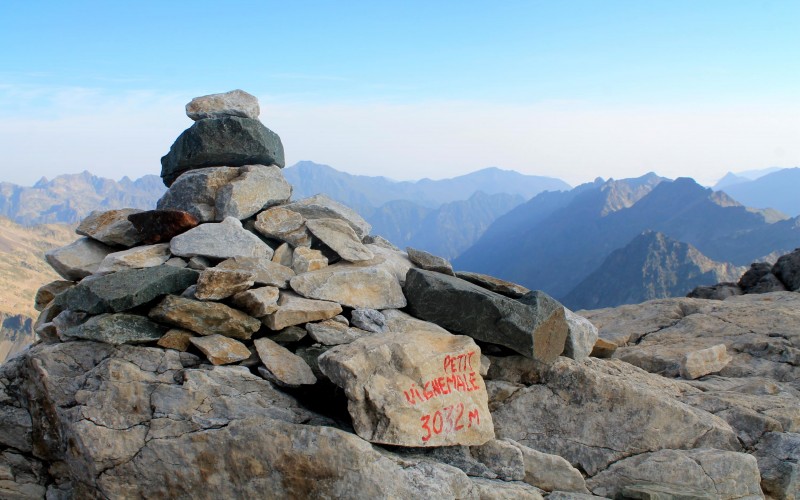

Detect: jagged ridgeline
1,90,796,499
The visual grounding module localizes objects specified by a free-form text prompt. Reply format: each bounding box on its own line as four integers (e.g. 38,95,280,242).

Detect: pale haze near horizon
1,1,798,188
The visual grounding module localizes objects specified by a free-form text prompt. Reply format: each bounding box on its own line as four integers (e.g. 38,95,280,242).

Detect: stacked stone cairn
2,91,780,498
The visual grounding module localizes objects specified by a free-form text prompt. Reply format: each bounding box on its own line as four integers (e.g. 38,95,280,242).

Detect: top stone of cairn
186,89,260,121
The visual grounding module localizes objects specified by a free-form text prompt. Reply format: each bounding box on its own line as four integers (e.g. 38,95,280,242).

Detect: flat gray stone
254,337,317,387
189,334,251,365
45,237,116,281
306,218,374,262
470,439,525,481
350,308,387,333
290,263,406,309
76,208,144,247
170,216,273,260
407,247,455,275
455,271,530,298
215,164,291,220
283,194,371,240
231,286,279,317
149,295,261,340
263,292,343,330
305,320,370,346
254,207,312,248
63,313,166,345
216,256,294,288
185,89,260,121
96,243,171,273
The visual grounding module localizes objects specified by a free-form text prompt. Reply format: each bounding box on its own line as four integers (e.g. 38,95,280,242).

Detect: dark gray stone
403,269,568,362
63,313,167,345
686,282,742,300
455,271,530,298
350,308,387,333
772,248,800,291
737,262,772,292
54,265,198,314
160,116,285,186
406,247,454,276
749,273,787,294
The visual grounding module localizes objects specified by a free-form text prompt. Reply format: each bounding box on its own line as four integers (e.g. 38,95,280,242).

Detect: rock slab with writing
319,330,494,447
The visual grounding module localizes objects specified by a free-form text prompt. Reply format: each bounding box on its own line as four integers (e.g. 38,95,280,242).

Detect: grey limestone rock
254,206,312,247
170,216,273,260
45,237,115,281
283,194,371,240
216,256,294,288
76,208,144,247
185,89,260,121
350,308,387,333
406,246,455,275
752,432,800,499
455,271,530,298
96,243,172,273
254,337,316,387
290,262,406,309
156,166,240,222
563,309,599,361
306,218,374,262
214,164,291,220
470,438,525,481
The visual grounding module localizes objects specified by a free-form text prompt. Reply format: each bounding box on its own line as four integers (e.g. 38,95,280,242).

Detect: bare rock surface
231,286,279,317
319,330,494,447
680,343,732,379
455,271,530,298
170,216,273,260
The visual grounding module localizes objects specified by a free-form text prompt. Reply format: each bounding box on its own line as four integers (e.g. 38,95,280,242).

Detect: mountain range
713,167,800,217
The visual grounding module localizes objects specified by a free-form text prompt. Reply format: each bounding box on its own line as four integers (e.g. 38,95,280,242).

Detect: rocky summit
1,91,797,499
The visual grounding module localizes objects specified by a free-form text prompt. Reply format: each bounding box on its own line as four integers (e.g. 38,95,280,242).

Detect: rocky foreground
1,91,797,499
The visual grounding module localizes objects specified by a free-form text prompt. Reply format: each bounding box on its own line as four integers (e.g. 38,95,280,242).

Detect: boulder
680,344,732,379
491,357,740,475
772,248,800,291
253,337,316,387
406,247,454,275
752,432,799,499
156,166,240,222
216,256,294,288
272,242,294,267
586,448,764,500
563,309,599,361
149,295,261,340
189,334,251,365
63,313,167,345
291,246,328,274
283,194,371,240
263,292,343,330
160,116,285,187
506,440,590,494
45,237,115,281
127,209,200,244
215,164,291,220
170,216,273,260
291,263,406,309
738,262,773,292
76,208,144,247
306,320,370,346
185,89,260,121
319,330,494,446
53,265,198,314
470,439,525,481
455,271,530,298
254,206,312,247
96,243,171,273
687,282,742,300
404,269,568,362
350,308,387,333
194,268,255,301
749,272,787,293
365,244,415,285
230,286,279,317
306,218,374,262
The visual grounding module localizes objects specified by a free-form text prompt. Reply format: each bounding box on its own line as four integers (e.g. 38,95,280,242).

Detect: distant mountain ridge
717,168,800,217
0,171,166,225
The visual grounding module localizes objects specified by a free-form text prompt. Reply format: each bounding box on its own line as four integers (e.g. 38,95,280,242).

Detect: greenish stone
63,313,167,345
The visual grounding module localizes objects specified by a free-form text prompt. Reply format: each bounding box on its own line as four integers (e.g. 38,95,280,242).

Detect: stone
406,247,455,275
350,308,387,333
149,295,261,340
404,269,568,362
253,337,317,387
506,440,589,494
738,262,773,292
53,265,198,314
545,492,600,500
76,208,144,247
263,292,343,330
63,313,167,345
270,326,307,344
170,216,273,260
306,218,374,262
231,286,279,317
586,448,764,500
190,335,251,365
319,330,494,446
749,272,787,293
470,439,525,481
194,268,255,301
470,477,545,499
772,248,800,291
0,449,47,499
563,309,599,361
187,256,212,270
254,206,312,247
332,315,349,326
157,329,195,352
491,357,740,475
290,263,406,309
455,271,530,298
753,432,799,499
686,282,742,300
34,280,74,311
156,166,240,222
96,243,171,273
291,246,327,274
590,338,617,358
283,194,371,240
363,235,399,250
382,309,451,336
127,209,200,244
306,320,370,346
185,89,260,121
164,257,187,268
366,244,415,285
680,344,732,379
272,242,293,267
215,164,291,220
160,116,285,187
216,256,294,288
45,237,115,281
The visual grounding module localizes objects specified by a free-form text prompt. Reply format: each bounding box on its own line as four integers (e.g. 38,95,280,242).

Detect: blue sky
1,1,798,186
